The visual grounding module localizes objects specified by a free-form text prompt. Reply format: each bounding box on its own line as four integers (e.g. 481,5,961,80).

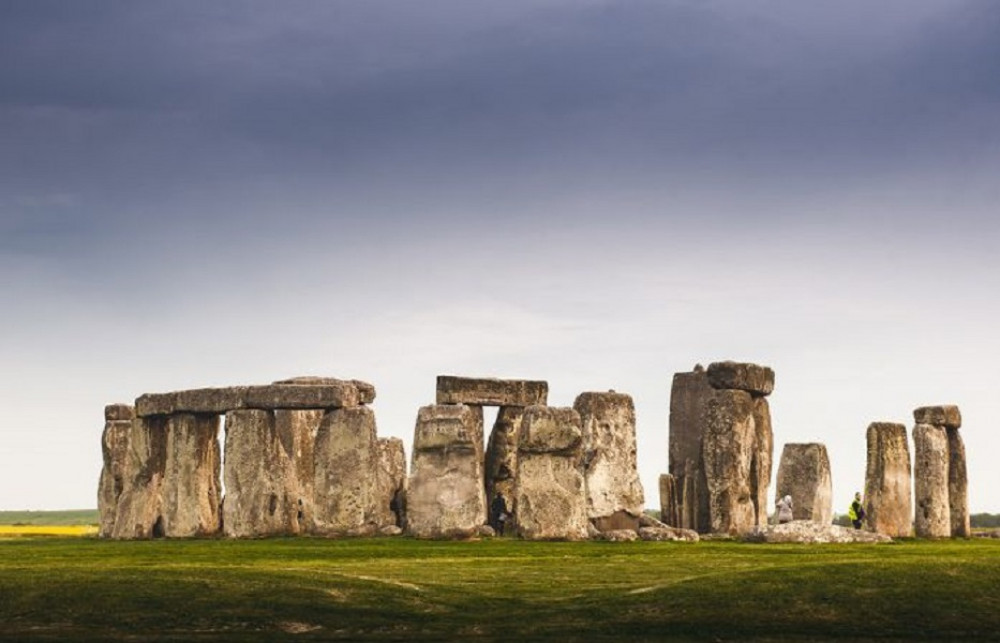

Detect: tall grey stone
701,389,756,535
912,423,950,538
515,406,589,540
161,413,222,537
374,437,407,529
312,406,380,536
658,474,681,528
574,391,644,532
274,409,324,532
98,404,136,538
406,405,486,539
864,422,912,537
947,428,970,538
775,443,833,525
485,406,523,532
110,416,168,539
668,368,712,533
750,397,774,529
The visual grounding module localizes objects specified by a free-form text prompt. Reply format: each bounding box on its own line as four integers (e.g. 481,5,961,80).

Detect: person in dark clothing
849,492,866,529
490,492,509,536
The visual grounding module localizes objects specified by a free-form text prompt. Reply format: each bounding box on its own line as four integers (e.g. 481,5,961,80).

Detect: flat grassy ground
0,509,98,526
1,537,998,642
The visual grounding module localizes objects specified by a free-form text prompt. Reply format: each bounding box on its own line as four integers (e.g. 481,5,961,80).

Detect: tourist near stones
98,367,971,542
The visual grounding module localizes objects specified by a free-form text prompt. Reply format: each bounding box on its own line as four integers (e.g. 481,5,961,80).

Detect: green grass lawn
1,537,998,642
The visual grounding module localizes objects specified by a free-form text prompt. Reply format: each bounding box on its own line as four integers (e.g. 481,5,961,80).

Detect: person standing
776,495,794,524
490,492,509,536
848,492,866,529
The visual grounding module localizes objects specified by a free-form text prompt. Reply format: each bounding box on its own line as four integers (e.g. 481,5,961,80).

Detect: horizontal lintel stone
104,403,135,422
436,375,548,406
706,361,775,396
135,382,363,417
913,405,961,429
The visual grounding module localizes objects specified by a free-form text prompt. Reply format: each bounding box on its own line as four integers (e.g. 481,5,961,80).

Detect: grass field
0,509,98,526
1,536,998,642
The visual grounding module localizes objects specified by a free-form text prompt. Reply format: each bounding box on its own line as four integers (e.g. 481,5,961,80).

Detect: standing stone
161,413,222,537
947,428,970,538
515,406,589,540
406,405,486,539
574,392,644,532
312,406,380,536
864,422,912,537
658,474,681,528
110,416,168,539
275,409,324,532
750,397,774,528
701,389,756,535
668,367,712,533
912,423,950,538
98,404,136,538
374,437,407,529
485,406,524,532
223,409,298,538
775,443,833,525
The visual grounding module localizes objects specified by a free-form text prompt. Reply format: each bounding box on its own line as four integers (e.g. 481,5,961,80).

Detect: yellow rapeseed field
0,525,97,537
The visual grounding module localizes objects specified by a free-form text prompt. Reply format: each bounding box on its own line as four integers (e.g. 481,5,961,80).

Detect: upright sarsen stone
701,389,756,535
98,404,137,538
750,397,774,529
485,406,523,531
374,437,407,529
864,422,912,537
161,413,221,537
912,423,950,538
274,409,324,532
775,443,833,525
658,474,681,528
110,416,168,539
947,428,970,538
668,368,712,533
312,406,380,536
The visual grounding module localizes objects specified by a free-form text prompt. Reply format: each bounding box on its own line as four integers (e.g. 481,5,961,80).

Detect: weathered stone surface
436,375,548,407
638,526,700,542
913,405,961,430
104,403,135,422
312,406,380,536
272,376,376,405
515,406,589,540
864,422,912,538
947,428,970,538
374,437,407,529
274,409,324,530
406,405,486,539
775,443,833,525
668,369,712,533
136,383,362,417
223,410,299,538
110,416,168,539
599,529,639,542
742,521,892,544
913,423,950,538
98,414,137,538
161,413,221,537
380,525,403,537
658,474,681,528
574,392,645,525
136,388,247,417
750,396,773,528
706,361,775,396
485,406,523,533
701,389,756,535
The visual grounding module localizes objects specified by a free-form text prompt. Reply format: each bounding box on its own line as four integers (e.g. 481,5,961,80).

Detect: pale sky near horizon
2,1,998,514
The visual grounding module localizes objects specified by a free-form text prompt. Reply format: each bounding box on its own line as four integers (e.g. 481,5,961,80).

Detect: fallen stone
161,413,222,537
658,474,681,528
638,526,700,542
706,361,775,396
947,428,970,538
702,389,756,535
514,406,589,540
913,423,951,538
312,406,380,537
379,525,403,537
98,410,137,538
775,443,833,525
110,416,168,539
742,521,893,544
750,396,774,528
406,405,486,539
574,391,644,525
864,422,913,538
374,437,407,529
436,375,548,407
668,368,712,533
477,524,496,538
913,405,961,430
599,529,639,542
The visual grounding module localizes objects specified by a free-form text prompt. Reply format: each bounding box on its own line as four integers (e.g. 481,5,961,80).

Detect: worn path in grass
1,537,998,642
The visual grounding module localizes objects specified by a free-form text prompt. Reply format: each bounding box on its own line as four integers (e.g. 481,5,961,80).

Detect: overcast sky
2,0,998,514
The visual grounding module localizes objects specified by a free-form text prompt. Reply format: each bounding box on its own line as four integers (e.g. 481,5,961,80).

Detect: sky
2,0,999,514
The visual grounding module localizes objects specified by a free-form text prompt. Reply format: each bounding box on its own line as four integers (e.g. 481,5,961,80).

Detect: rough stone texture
514,406,589,540
406,405,486,539
485,406,523,533
98,412,137,538
105,403,135,422
374,437,407,529
775,443,833,525
273,409,324,531
159,413,222,537
742,521,893,544
272,376,376,405
638,526,700,542
706,361,775,396
223,409,299,538
668,369,712,533
947,428,970,538
913,423,951,538
110,416,168,539
574,392,645,528
599,529,639,542
658,474,681,528
436,375,548,407
913,405,961,430
135,383,362,417
750,396,773,529
864,422,913,538
701,389,756,535
312,406,380,536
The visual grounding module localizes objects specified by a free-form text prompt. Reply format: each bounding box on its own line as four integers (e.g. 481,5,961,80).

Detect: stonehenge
864,422,913,537
913,405,968,538
775,443,833,525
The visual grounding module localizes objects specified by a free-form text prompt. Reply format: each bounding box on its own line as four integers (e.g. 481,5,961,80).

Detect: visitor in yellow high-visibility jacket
848,492,866,529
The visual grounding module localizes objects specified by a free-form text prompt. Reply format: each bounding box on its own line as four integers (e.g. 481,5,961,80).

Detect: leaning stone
658,474,681,528
312,407,380,536
98,411,138,538
110,416,168,539
436,375,548,407
406,405,486,539
599,529,639,542
742,521,892,544
701,389,756,535
864,422,913,538
104,403,135,422
374,437,407,529
669,369,712,533
514,406,589,540
913,405,961,429
638,526,700,542
750,396,774,528
272,376,376,405
947,428,970,538
775,443,833,525
161,413,222,537
575,392,645,527
706,361,775,396
912,423,951,538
